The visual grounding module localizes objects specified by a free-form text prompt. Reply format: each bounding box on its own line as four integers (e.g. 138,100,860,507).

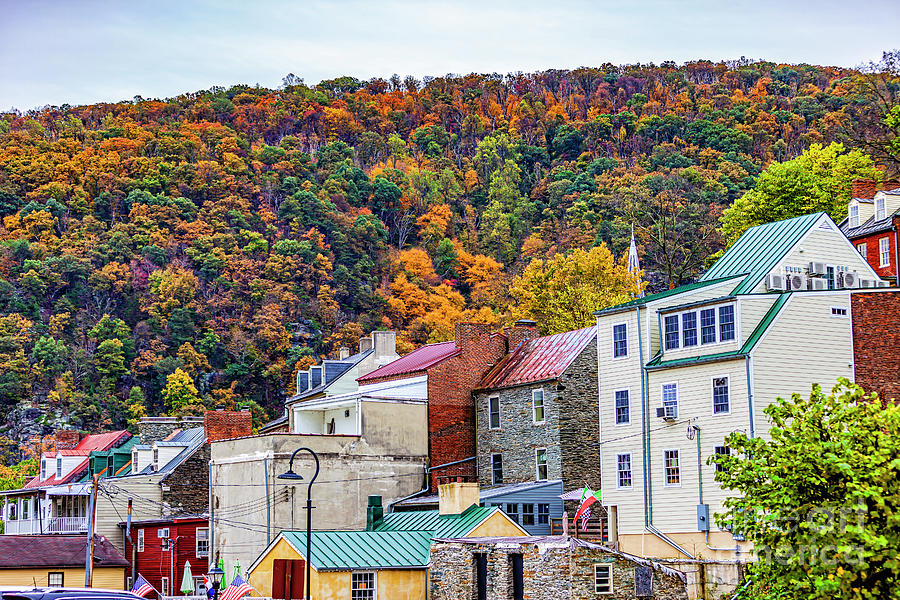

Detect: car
0,588,145,600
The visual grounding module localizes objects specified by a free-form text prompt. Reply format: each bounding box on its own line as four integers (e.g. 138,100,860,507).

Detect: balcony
47,516,88,533
3,518,42,535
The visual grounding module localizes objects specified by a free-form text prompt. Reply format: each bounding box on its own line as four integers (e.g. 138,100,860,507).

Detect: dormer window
876,197,886,221
41,460,46,480
56,457,62,479
849,203,859,228
132,451,139,473
152,448,159,472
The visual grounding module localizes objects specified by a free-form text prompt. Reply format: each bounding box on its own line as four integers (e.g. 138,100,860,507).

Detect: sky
1,0,898,111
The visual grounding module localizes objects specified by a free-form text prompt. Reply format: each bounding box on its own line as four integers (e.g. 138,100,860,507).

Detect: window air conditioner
860,279,874,288
766,274,785,291
840,271,860,289
808,261,827,275
787,274,807,291
808,277,828,291
656,405,678,421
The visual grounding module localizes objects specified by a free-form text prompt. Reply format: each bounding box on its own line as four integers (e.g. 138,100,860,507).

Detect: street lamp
208,565,224,600
277,447,319,600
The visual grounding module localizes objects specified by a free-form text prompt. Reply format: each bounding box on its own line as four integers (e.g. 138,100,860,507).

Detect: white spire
628,224,644,297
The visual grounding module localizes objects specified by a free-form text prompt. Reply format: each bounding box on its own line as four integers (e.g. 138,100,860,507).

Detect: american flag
220,575,253,600
131,574,155,598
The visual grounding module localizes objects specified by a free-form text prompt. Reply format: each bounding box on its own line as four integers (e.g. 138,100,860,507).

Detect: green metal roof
281,530,432,570
645,293,791,370
594,275,744,315
373,504,500,539
702,212,824,295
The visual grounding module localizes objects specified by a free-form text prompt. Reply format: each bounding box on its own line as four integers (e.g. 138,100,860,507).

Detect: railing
550,516,609,542
3,518,42,535
47,516,88,533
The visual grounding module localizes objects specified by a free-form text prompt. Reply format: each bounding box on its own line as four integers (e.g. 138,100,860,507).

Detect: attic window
56,457,62,478
876,197,886,221
132,451,139,473
41,460,46,480
152,448,159,472
849,204,859,228
831,307,848,318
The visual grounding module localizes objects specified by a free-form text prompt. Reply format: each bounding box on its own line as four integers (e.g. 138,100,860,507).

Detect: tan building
0,534,128,589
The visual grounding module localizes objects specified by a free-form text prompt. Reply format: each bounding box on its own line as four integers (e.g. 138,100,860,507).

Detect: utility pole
126,499,136,583
84,474,99,587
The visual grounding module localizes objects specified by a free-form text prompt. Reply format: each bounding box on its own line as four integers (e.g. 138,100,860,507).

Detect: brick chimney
505,319,538,349
54,430,84,450
454,323,492,355
438,482,480,515
852,178,900,200
204,409,253,442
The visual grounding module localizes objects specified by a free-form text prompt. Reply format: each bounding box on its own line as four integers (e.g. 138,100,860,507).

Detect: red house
357,322,535,489
121,515,210,597
840,179,900,284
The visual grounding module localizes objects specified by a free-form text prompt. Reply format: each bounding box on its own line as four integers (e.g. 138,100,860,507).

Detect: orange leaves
398,248,440,284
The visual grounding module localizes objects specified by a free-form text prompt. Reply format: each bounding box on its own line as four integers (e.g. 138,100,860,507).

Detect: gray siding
481,481,564,535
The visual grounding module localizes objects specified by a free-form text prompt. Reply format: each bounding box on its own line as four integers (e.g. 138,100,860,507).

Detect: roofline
473,376,558,393
357,342,461,382
593,275,746,316
656,295,737,314
645,352,747,371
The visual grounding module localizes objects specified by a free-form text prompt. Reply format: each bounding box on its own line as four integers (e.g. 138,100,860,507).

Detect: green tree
715,380,900,600
720,143,879,246
94,339,127,381
31,335,68,377
162,368,202,415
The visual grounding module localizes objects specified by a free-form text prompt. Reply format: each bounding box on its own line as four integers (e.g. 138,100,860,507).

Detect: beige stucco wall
0,567,125,589
466,511,528,537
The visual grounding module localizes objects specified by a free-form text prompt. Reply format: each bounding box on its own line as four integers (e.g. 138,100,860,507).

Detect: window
535,448,548,481
831,306,848,317
712,377,730,414
532,389,545,424
700,308,716,344
7,499,16,521
719,305,735,341
132,451,139,473
475,554,488,600
56,457,62,478
157,527,170,539
612,323,627,357
506,503,519,523
827,265,836,290
126,577,133,592
664,450,681,486
489,397,501,429
594,564,613,593
491,453,503,485
196,527,209,557
152,448,159,471
614,390,630,425
351,572,375,600
850,203,859,228
857,242,867,258
48,572,64,587
714,446,731,473
510,554,524,600
616,453,632,488
537,504,550,525
880,237,891,267
682,311,697,347
161,577,169,596
40,460,46,480
876,197,886,220
664,315,679,350
22,498,29,520
522,503,535,526
662,383,678,419
137,529,145,552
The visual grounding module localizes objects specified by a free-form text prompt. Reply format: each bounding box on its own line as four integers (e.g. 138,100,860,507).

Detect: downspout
208,461,214,571
263,457,271,544
894,217,899,285
745,356,755,438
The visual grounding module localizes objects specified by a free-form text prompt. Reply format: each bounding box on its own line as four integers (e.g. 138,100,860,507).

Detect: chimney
365,495,384,530
54,430,84,450
454,323,491,354
139,416,205,444
204,410,253,442
297,371,310,394
852,179,878,200
339,347,350,360
359,336,374,353
372,331,396,361
438,482,480,515
506,319,538,349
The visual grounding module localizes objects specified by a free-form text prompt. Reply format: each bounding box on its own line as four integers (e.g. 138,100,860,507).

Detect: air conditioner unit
808,277,828,291
787,274,807,291
860,279,874,288
808,261,827,275
656,405,678,421
766,274,786,291
840,271,860,289
157,528,170,538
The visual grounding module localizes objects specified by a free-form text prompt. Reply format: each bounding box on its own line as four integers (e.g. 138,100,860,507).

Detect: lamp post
208,565,224,600
277,447,319,600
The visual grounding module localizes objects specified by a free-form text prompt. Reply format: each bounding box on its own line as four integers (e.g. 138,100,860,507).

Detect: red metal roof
23,431,130,489
23,458,89,489
358,341,460,382
0,534,128,568
477,327,596,390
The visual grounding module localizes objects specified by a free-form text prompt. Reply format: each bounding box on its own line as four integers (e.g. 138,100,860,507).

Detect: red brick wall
54,430,83,450
852,290,900,401
204,410,253,442
851,223,899,281
426,324,507,489
852,179,900,199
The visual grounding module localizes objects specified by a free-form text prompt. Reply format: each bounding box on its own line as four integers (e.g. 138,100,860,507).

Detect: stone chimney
505,319,538,349
54,430,84,450
438,482,480,515
139,416,205,445
359,336,374,353
204,410,253,442
365,495,384,530
339,347,350,360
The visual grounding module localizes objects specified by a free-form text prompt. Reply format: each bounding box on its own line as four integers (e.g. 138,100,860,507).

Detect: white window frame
857,242,867,258
47,572,64,587
491,453,503,486
531,388,545,424
879,237,891,267
616,453,633,489
594,563,613,594
196,527,209,558
40,460,46,480
535,448,548,481
160,577,169,596
612,322,628,358
663,314,679,350
132,451,139,473
351,571,376,600
663,449,681,487
56,457,62,479
661,382,678,419
830,306,848,318
662,303,739,353
711,375,730,415
718,304,736,342
614,389,630,425
488,396,501,430
137,528,145,552
876,197,886,221
681,310,698,347
849,203,859,228
714,445,731,473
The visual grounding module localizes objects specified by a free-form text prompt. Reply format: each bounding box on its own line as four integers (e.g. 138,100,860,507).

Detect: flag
573,488,602,525
220,575,253,600
131,574,156,598
627,224,644,298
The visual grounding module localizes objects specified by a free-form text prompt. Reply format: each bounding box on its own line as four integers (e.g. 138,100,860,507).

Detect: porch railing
46,516,88,533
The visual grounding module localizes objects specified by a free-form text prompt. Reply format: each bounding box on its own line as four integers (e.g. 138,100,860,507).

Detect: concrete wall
211,400,428,574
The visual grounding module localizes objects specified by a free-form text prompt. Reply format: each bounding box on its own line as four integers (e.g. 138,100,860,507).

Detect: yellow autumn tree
508,245,645,335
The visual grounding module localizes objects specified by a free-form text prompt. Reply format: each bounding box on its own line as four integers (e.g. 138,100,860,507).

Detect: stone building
473,326,599,526
429,536,688,600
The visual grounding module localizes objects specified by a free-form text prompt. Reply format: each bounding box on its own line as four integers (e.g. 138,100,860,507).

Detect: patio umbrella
181,561,194,595
232,560,241,581
218,557,227,590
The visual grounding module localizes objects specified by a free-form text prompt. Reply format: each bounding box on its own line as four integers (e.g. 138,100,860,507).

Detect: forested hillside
0,55,897,436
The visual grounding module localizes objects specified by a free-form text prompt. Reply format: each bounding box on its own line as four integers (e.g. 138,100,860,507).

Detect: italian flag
572,486,602,524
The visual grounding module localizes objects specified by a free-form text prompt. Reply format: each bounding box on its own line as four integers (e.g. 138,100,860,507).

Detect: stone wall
557,339,601,491
139,416,204,444
429,539,689,600
852,290,900,401
161,444,210,515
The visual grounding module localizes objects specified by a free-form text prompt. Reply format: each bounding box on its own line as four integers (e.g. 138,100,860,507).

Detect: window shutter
289,560,305,600
272,559,288,599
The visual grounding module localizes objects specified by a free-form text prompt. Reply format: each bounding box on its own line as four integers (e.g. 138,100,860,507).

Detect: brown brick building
851,289,900,401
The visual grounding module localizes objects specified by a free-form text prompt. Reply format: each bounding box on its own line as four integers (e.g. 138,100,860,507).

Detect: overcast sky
1,0,897,111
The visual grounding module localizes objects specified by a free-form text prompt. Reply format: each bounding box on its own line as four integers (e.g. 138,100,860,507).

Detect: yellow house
249,483,526,600
0,534,128,589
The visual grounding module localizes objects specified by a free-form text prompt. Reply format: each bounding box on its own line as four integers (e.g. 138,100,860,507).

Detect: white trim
711,375,731,416
661,301,740,356
488,396,501,430
879,236,891,267
786,213,882,281
137,528,145,552
196,527,209,558
615,452,633,490
662,448,682,488
351,571,377,599
830,306,849,318
613,388,630,426
611,322,628,359
594,563,614,594
535,447,548,481
661,381,678,419
531,388,545,424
